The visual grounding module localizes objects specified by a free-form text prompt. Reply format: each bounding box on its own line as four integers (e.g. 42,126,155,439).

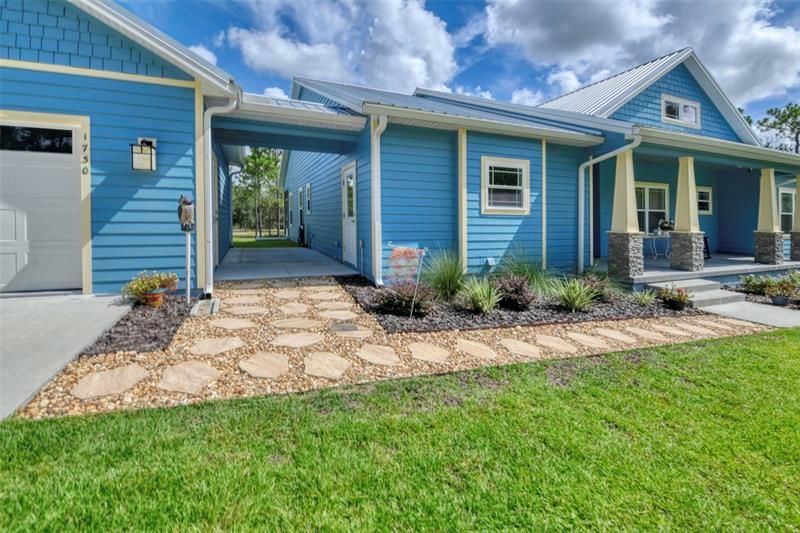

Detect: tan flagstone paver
274,289,301,300
650,324,691,337
226,306,270,316
317,301,352,310
157,361,219,394
694,319,733,331
271,333,325,348
499,338,541,357
189,336,244,356
278,302,309,315
239,352,289,379
408,342,450,363
679,323,717,336
565,332,608,349
594,328,636,344
308,292,340,301
223,296,262,306
71,364,149,400
330,322,373,339
272,318,321,329
319,310,358,321
456,339,497,360
625,327,667,342
535,335,577,354
357,344,400,366
210,318,256,331
304,352,351,379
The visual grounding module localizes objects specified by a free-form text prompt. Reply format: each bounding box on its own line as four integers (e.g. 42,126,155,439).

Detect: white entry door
341,162,357,266
0,124,82,292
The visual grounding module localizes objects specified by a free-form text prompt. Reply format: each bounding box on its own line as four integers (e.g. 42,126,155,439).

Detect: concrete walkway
0,294,129,418
216,248,359,281
704,301,800,328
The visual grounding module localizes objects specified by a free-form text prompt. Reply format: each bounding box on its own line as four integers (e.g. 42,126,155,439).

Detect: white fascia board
233,101,366,131
362,103,604,147
639,127,800,169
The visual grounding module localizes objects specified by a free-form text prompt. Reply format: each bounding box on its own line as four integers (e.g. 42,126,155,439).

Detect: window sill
481,207,530,216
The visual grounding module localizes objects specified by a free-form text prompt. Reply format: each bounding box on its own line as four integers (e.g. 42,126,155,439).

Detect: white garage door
0,124,82,292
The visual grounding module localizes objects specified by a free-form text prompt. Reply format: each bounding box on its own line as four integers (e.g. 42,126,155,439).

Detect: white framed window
288,191,293,226
635,182,669,234
306,183,311,214
298,187,304,215
480,156,530,215
661,95,701,129
780,187,796,234
697,186,713,215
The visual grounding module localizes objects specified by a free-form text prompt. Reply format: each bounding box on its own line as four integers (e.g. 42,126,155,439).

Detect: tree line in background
232,147,285,237
740,102,800,154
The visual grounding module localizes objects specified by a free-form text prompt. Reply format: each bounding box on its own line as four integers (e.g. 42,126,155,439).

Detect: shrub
375,282,433,317
495,274,535,311
764,279,798,299
460,277,503,314
499,252,554,297
658,285,690,305
579,270,620,303
424,250,464,301
740,274,777,295
121,271,165,302
632,288,657,306
786,270,800,288
552,278,599,312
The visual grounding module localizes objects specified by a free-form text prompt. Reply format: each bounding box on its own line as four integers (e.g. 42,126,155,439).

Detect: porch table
644,233,671,259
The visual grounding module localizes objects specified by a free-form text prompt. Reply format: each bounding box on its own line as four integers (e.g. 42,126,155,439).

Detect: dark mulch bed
337,276,701,334
722,285,800,311
81,295,195,356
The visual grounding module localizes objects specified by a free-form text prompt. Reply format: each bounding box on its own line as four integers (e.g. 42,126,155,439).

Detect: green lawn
2,330,799,530
232,230,296,249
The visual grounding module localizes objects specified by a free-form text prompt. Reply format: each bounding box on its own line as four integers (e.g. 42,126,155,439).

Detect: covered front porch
591,129,800,283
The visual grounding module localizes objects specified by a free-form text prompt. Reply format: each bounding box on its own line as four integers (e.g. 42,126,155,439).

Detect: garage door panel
0,209,18,241
27,208,82,243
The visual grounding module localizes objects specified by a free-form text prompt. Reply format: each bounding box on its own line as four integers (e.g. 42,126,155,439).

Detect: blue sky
122,0,800,121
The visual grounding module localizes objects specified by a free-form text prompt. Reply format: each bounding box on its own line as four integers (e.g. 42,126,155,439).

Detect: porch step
685,289,746,309
646,279,721,294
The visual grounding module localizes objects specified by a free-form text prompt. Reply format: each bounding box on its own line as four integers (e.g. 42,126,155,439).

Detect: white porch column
754,168,784,264
791,175,800,261
607,150,643,279
671,156,705,271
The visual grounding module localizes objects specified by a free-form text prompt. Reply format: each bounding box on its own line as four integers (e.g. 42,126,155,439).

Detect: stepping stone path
650,324,691,337
278,303,309,315
274,290,301,300
317,301,352,310
716,317,754,327
271,332,324,348
330,322,372,339
408,342,450,363
223,296,261,306
319,310,358,321
679,323,717,336
536,335,577,354
239,352,289,379
189,336,244,356
499,338,541,358
272,318,321,329
229,289,265,296
456,339,497,360
625,327,667,342
565,332,608,349
210,318,256,331
694,319,733,331
309,292,341,301
356,344,400,366
594,328,636,344
304,352,351,379
227,306,270,316
71,364,149,400
157,361,219,394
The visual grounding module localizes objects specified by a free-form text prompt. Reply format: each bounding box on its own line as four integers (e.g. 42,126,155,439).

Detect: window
635,182,669,233
0,125,73,153
697,186,713,215
480,156,530,215
306,183,311,214
780,188,796,233
661,95,701,128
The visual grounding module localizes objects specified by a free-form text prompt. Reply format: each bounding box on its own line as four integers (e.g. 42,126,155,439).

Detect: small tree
757,103,800,154
237,148,281,237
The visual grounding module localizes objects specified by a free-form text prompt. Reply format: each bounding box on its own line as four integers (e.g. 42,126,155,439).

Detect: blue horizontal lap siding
214,143,232,264
718,169,759,255
546,143,588,271
1,66,197,293
1,0,191,80
611,64,741,142
466,132,543,272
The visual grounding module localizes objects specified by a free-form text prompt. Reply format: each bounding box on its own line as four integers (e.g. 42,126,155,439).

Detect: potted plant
765,280,796,306
658,285,690,310
122,271,167,307
157,272,179,292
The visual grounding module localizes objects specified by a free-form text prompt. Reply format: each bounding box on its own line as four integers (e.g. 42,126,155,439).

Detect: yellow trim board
0,109,93,294
194,80,206,289
0,59,196,89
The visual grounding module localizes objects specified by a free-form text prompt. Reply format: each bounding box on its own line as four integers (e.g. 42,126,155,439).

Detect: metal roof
220,92,367,131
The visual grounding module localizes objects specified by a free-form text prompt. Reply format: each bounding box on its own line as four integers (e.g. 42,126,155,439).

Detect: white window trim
779,186,796,235
697,186,713,216
305,183,311,214
480,155,530,215
288,191,293,227
661,94,701,130
635,181,670,234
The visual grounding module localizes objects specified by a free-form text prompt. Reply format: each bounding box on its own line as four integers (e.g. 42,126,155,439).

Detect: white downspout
577,133,641,273
203,90,239,296
370,114,388,286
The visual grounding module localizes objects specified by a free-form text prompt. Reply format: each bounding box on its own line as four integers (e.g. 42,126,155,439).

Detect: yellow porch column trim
757,168,779,232
458,128,468,272
674,156,700,232
794,175,800,233
610,150,639,233
194,80,206,289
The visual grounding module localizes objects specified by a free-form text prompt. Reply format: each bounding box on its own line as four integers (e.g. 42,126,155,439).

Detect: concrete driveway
0,294,129,418
216,247,359,281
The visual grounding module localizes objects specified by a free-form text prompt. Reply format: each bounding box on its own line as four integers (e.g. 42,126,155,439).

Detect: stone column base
754,231,784,265
791,232,800,262
607,232,644,280
671,232,705,271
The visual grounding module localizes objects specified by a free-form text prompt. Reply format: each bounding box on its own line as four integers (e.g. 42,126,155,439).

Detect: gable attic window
481,156,530,215
662,95,701,129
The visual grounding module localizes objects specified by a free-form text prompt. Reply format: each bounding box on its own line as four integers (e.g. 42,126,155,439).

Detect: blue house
1,1,799,296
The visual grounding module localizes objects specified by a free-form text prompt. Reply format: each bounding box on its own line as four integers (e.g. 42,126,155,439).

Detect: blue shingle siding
214,143,232,264
1,66,197,293
546,143,588,271
466,132,543,272
3,0,192,80
611,64,741,142
380,125,457,281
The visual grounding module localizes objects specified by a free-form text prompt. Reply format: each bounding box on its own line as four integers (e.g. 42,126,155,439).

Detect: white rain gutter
577,133,642,273
204,91,240,296
370,114,388,286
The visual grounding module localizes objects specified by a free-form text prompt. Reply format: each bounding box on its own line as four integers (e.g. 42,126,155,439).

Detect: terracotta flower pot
142,288,166,307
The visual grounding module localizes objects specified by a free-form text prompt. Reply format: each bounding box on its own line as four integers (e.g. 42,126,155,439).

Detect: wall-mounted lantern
131,137,157,171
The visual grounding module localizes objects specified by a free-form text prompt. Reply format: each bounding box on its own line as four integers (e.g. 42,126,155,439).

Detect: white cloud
454,85,494,100
547,69,582,94
188,44,217,65
263,86,289,99
510,88,545,106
